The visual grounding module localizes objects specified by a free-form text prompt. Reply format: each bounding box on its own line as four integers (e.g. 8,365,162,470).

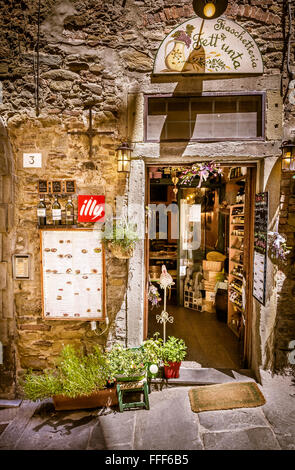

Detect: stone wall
0,119,16,398
271,171,295,371
0,0,294,395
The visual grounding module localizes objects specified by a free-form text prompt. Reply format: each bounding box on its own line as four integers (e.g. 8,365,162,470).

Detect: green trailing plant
161,336,187,364
106,344,146,379
22,344,110,401
103,219,139,250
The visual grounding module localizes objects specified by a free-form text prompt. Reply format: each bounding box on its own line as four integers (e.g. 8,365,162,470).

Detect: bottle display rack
228,203,245,338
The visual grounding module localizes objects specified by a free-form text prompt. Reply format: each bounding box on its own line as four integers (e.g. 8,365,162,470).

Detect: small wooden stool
116,379,150,412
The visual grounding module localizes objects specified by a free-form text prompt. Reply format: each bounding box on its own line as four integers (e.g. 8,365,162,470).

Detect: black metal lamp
116,142,132,173
281,141,295,171
192,0,228,19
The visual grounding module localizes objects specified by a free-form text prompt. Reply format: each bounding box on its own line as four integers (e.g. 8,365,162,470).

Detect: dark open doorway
145,164,256,369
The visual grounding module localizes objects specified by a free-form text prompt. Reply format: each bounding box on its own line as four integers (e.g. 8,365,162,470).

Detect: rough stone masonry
0,0,294,398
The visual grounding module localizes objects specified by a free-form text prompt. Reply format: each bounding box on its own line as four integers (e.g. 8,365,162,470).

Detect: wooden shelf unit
228,203,245,338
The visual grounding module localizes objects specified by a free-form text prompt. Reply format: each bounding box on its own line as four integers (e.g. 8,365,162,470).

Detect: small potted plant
142,332,163,378
161,336,187,379
103,219,139,259
106,344,147,382
22,345,118,410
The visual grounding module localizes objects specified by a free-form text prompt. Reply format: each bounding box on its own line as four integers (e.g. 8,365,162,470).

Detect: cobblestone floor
0,370,294,451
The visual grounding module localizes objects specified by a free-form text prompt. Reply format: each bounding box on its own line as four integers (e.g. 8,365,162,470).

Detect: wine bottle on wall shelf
52,196,62,225
65,197,74,225
37,197,47,226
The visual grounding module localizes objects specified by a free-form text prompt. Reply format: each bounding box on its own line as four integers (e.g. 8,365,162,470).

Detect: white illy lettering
79,198,104,221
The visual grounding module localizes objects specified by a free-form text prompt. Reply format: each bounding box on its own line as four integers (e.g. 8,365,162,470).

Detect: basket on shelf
206,251,227,262
202,260,223,272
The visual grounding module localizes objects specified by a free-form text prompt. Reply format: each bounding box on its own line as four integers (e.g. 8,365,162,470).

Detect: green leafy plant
161,336,187,364
103,219,139,250
106,344,146,379
22,344,110,401
142,333,163,365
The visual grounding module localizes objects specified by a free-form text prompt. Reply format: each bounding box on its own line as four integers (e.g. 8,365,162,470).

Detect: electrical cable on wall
87,318,110,337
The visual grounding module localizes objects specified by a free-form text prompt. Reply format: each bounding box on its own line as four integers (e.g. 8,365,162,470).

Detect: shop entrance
145,164,255,369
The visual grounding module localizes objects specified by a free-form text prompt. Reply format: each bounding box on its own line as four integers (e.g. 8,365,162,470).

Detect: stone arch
0,117,16,399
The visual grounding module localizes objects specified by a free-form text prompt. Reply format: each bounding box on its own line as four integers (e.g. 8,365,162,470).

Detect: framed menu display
253,192,268,305
40,229,106,320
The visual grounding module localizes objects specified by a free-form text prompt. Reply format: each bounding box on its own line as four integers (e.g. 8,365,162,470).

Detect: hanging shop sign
153,16,263,75
253,192,268,305
78,195,105,223
40,229,106,320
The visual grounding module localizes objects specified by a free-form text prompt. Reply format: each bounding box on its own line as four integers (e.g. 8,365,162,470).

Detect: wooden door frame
243,166,256,368
143,162,257,371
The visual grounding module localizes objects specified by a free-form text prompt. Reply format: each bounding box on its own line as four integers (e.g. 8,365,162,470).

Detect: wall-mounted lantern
116,142,132,173
281,141,295,171
192,0,228,20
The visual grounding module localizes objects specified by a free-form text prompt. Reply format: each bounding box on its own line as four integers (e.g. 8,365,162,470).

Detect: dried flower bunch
179,161,223,187
148,282,162,309
268,232,291,262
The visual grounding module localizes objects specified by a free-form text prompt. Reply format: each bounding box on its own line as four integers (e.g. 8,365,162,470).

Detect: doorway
145,164,255,369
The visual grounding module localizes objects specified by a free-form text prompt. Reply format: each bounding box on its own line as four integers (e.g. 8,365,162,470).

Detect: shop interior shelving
228,203,245,338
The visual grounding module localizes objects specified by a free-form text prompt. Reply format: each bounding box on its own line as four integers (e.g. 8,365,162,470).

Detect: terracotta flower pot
164,361,181,379
52,388,118,411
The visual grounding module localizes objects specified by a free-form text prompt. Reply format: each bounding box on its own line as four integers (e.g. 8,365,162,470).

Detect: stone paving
0,370,294,451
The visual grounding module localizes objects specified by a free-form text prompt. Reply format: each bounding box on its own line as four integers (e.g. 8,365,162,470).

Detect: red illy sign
78,195,105,223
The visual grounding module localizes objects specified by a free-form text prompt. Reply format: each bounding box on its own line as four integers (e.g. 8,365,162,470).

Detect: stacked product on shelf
228,202,245,337
202,253,226,313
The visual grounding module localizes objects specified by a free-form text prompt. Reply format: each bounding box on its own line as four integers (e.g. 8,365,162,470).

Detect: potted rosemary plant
103,220,139,259
22,345,118,410
161,336,187,379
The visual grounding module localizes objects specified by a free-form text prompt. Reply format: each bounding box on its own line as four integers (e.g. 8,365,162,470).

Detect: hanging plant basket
108,243,134,259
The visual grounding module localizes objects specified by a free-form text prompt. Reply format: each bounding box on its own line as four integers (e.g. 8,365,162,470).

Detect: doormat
188,381,266,413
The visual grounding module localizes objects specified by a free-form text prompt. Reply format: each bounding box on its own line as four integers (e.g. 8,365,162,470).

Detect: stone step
0,400,22,408
150,367,256,389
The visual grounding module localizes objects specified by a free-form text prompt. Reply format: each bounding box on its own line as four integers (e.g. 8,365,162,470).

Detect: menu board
253,192,268,305
65,180,76,194
40,229,105,320
38,180,48,194
51,181,62,194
